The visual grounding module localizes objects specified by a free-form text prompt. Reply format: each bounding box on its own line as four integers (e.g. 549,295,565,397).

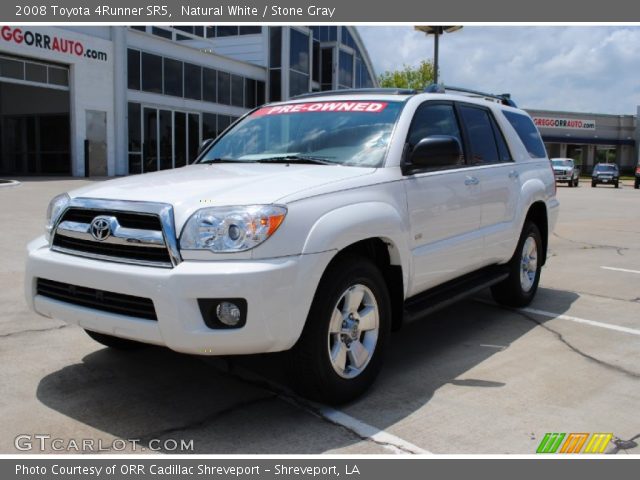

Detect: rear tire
289,255,391,404
635,180,639,189
491,221,543,308
85,329,147,350
574,177,579,187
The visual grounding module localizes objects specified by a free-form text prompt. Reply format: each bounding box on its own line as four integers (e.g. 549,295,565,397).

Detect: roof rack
291,88,419,99
424,84,517,107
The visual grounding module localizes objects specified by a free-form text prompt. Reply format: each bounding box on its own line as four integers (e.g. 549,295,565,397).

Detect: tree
378,60,435,89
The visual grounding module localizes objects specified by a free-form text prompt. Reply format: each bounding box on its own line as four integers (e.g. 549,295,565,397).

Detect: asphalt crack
0,323,68,338
501,306,640,380
552,232,628,256
135,394,278,449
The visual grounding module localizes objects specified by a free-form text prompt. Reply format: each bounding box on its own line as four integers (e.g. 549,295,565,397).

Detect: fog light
216,301,241,326
198,298,247,329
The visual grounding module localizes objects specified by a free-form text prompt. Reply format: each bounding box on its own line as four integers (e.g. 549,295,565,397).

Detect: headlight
45,193,70,240
180,205,287,252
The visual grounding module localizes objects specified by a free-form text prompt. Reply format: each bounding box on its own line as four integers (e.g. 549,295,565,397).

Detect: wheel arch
524,201,549,266
324,237,405,331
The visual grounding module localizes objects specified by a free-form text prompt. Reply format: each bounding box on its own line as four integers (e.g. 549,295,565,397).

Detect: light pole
414,26,463,85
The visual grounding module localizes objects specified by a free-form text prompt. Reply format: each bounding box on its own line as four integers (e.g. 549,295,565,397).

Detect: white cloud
358,26,640,114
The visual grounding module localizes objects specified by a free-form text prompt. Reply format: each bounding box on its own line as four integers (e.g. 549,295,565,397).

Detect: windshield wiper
256,155,337,165
200,158,245,164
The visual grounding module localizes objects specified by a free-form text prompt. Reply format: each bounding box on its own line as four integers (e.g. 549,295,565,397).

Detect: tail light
636,166,640,175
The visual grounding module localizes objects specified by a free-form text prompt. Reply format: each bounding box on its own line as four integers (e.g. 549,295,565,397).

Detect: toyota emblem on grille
90,216,112,241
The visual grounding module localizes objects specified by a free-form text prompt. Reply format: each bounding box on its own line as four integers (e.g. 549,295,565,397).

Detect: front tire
289,255,391,404
592,181,596,188
491,221,543,308
85,329,147,350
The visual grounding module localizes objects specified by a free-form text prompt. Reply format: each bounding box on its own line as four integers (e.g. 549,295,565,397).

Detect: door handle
464,176,479,186
508,170,519,179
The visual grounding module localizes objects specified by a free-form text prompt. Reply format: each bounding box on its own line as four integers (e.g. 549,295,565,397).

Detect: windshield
552,159,573,167
200,100,404,167
595,164,616,172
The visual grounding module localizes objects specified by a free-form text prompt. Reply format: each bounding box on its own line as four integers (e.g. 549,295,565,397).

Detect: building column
636,106,640,166
113,27,127,176
560,143,567,157
585,145,595,171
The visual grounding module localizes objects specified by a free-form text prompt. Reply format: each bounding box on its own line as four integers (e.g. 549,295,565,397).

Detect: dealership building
0,25,376,176
0,25,638,177
525,108,638,174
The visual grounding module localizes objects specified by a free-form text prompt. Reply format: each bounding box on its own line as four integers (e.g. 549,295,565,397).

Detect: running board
403,265,509,323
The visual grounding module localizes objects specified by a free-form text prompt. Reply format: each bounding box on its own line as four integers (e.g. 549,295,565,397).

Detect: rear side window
502,111,547,158
458,105,503,165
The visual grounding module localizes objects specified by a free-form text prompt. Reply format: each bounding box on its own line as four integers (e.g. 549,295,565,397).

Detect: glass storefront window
163,58,183,97
290,29,310,74
184,63,202,100
217,71,231,105
289,71,309,98
141,53,162,93
269,69,281,102
338,50,353,88
231,74,244,107
245,79,256,109
48,67,68,87
127,49,140,90
203,68,217,103
269,27,282,68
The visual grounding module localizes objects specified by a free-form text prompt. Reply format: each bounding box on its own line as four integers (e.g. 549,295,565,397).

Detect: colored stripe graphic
537,433,566,453
584,433,613,454
560,433,589,453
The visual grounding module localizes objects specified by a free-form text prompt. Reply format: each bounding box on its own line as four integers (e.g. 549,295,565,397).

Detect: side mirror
197,138,215,158
403,135,462,174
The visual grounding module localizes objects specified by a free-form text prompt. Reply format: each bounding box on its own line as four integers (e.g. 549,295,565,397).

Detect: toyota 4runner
26,86,559,404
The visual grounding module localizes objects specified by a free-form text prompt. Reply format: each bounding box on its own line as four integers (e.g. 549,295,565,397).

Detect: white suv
26,87,559,404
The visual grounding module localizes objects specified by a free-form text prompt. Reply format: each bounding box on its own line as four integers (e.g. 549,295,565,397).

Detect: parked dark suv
592,163,620,188
635,165,640,189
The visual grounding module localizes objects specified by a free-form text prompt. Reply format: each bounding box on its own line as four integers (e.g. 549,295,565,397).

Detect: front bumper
553,171,573,181
592,176,617,184
25,236,333,355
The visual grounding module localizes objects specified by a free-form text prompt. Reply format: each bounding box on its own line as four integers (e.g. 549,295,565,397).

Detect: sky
357,26,640,115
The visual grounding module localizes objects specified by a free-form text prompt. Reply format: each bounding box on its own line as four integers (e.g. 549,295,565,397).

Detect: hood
69,163,375,224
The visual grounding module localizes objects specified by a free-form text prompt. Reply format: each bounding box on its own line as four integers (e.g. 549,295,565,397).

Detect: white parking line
601,266,640,275
520,307,640,337
312,404,431,455
211,360,431,455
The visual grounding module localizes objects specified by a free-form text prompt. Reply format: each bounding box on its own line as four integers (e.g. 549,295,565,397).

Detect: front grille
36,278,157,321
52,235,172,263
61,208,161,230
51,207,172,267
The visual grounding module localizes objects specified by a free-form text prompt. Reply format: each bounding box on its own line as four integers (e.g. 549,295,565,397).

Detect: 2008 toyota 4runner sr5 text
26,87,559,404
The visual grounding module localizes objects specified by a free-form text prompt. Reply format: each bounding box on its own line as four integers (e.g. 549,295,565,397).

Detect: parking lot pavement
1,178,638,454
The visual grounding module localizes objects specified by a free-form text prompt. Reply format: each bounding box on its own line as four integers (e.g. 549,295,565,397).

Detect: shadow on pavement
36,287,579,453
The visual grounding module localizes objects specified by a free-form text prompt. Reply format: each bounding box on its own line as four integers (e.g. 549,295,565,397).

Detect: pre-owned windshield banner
3,0,640,22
